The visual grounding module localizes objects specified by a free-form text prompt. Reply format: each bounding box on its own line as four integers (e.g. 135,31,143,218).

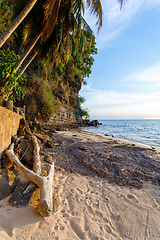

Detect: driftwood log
6,136,54,217
23,135,41,195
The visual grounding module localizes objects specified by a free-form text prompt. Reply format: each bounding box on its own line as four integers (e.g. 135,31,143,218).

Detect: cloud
80,84,160,119
85,0,160,49
122,63,160,82
81,84,116,95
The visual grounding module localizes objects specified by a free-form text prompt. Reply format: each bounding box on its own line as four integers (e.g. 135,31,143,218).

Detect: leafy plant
78,96,86,108
0,48,25,101
0,1,13,34
81,109,89,117
38,80,56,119
78,96,89,117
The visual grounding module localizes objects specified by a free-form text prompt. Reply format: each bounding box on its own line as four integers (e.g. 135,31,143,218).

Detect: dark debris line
46,132,160,189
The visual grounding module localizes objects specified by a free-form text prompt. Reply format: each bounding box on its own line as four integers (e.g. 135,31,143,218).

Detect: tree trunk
0,0,38,48
15,33,42,71
18,52,38,76
2,32,41,98
23,135,41,195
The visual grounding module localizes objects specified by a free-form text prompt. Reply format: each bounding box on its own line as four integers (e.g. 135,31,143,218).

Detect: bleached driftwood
23,135,41,195
6,141,54,217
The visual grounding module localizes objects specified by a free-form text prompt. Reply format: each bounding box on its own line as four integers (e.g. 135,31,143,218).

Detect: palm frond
42,0,61,43
86,0,102,32
72,0,85,17
81,17,93,45
80,31,85,53
119,0,126,9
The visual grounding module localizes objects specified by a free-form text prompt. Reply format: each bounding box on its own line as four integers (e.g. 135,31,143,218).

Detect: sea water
81,119,160,149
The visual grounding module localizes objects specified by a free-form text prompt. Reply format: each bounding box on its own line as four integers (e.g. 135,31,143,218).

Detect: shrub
0,48,25,101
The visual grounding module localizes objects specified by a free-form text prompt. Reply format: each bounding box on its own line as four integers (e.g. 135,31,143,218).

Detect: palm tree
0,0,62,48
40,0,102,65
7,0,104,71
0,0,38,48
0,0,125,48
1,0,125,97
14,32,42,71
85,0,103,32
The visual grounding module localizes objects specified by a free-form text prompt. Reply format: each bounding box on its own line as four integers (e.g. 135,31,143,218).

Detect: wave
81,119,160,149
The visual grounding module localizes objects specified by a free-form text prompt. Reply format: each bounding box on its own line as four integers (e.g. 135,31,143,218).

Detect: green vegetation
78,96,86,108
0,48,25,101
0,1,13,34
0,1,122,120
78,96,89,118
0,0,104,120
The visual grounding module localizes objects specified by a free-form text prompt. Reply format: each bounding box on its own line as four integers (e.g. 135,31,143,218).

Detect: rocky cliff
17,67,83,125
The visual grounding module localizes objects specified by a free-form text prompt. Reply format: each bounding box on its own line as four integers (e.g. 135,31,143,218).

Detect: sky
80,0,160,120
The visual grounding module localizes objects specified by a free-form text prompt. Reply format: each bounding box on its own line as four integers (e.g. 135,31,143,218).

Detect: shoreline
80,119,160,151
0,128,160,239
78,128,160,153
49,129,160,189
80,126,160,152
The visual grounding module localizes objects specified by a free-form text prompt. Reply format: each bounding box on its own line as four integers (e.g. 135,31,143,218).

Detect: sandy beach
0,129,160,240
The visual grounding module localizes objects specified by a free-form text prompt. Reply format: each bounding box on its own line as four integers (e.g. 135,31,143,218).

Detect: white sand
0,171,160,239
0,130,160,239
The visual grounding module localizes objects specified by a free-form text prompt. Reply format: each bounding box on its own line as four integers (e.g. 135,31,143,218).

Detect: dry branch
23,136,41,194
6,139,54,217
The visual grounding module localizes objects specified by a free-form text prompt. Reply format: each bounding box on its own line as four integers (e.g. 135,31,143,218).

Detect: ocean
81,119,160,149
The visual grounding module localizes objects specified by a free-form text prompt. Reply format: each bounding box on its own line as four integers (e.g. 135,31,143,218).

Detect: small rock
90,120,100,126
56,126,65,131
78,146,86,151
9,181,36,207
44,154,53,164
19,139,34,168
45,139,55,148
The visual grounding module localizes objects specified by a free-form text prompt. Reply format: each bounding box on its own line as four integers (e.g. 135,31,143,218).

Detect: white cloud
122,63,160,82
81,84,116,95
85,0,160,48
80,84,160,119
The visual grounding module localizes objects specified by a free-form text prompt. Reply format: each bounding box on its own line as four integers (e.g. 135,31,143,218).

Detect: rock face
22,72,83,125
90,120,100,126
49,75,82,124
47,106,76,125
82,119,101,127
82,119,91,126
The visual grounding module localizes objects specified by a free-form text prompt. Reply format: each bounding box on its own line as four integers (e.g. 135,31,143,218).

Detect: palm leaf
86,0,102,32
42,0,61,43
119,0,126,9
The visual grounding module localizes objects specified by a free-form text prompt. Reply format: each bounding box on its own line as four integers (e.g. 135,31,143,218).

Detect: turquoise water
81,120,160,149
